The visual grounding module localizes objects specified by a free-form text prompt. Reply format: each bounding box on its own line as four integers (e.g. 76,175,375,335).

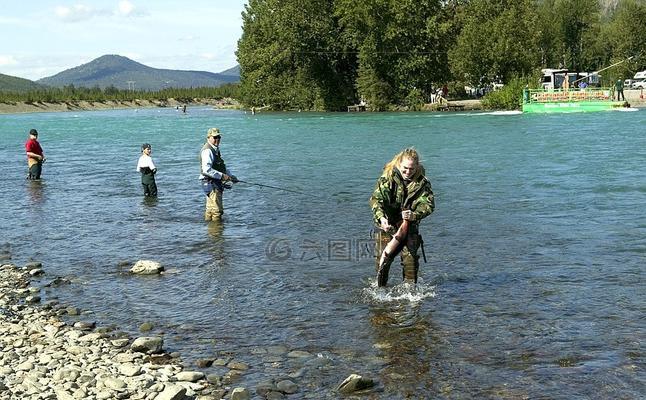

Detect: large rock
337,374,375,394
154,385,186,400
276,379,298,394
119,363,142,377
131,336,164,354
24,262,43,270
130,260,164,275
230,387,250,400
174,371,204,382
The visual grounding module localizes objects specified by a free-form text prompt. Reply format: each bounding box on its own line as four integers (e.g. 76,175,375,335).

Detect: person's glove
152,168,157,175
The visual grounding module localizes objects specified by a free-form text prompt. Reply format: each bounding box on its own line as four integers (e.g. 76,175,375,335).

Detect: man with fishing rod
25,129,46,180
199,128,238,221
369,148,435,287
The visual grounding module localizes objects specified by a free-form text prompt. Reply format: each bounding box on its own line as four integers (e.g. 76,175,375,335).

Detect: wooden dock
347,104,366,112
439,103,465,112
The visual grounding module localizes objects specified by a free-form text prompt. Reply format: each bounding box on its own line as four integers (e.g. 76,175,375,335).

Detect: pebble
230,387,250,400
287,350,312,358
175,371,204,382
276,379,298,394
226,360,249,371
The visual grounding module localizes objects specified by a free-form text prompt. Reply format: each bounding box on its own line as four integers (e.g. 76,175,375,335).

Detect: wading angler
199,128,238,221
370,148,435,286
136,143,158,197
25,128,46,180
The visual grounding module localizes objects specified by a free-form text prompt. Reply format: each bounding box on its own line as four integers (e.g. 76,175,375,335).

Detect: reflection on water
206,220,224,239
362,282,439,396
142,196,158,207
370,303,436,396
26,180,46,205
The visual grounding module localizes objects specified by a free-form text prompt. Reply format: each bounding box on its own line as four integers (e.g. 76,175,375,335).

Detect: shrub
482,75,537,110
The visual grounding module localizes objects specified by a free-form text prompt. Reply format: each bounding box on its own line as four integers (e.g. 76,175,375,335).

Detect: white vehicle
541,68,599,89
631,70,646,89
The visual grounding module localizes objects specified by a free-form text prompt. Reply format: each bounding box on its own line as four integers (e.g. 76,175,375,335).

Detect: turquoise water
1,107,644,398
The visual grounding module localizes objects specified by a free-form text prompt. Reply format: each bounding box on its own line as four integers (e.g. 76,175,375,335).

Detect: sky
0,0,248,81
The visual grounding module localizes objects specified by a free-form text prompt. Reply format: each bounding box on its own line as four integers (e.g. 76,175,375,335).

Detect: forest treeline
236,0,646,110
0,84,239,105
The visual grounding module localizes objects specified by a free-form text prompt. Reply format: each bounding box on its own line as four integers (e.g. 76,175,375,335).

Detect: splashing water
362,279,436,304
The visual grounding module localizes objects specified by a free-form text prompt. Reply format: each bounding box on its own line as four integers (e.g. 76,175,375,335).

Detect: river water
1,107,644,398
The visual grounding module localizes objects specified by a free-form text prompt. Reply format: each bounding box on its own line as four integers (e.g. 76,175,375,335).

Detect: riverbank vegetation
0,84,239,105
237,0,646,111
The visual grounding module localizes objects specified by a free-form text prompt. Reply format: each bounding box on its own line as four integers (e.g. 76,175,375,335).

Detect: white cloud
178,35,198,42
201,53,216,60
55,4,107,22
117,0,135,16
115,1,148,17
54,1,145,22
0,55,18,67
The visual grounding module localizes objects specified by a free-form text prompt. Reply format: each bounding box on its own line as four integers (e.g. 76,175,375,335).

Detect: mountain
0,73,47,92
219,65,241,77
37,55,240,91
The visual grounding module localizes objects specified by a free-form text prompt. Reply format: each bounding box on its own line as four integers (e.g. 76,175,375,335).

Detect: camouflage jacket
369,168,435,229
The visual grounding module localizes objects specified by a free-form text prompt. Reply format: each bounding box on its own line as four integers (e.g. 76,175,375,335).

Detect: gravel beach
0,263,249,400
0,98,239,115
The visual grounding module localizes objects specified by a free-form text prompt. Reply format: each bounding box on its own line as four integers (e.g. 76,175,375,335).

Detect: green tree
237,0,354,110
535,0,610,72
449,0,540,86
603,0,646,81
335,0,452,108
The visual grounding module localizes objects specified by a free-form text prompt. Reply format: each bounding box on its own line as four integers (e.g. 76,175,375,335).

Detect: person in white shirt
199,128,237,221
136,143,157,197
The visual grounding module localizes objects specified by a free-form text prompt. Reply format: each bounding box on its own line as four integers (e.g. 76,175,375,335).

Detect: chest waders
140,167,157,197
200,144,227,221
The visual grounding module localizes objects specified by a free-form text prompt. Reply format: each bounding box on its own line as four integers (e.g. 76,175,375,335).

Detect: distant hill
0,73,46,92
219,65,241,77
37,55,240,91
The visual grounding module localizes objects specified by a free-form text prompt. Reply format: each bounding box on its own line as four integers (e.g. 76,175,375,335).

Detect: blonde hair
382,147,424,178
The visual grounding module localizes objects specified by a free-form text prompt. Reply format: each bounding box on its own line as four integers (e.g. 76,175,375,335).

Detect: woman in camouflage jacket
369,148,435,286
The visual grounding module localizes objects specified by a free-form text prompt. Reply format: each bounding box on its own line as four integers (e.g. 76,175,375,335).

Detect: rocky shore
0,98,240,115
0,262,376,400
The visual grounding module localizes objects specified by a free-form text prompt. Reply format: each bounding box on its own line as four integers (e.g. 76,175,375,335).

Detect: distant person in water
136,143,157,197
369,148,435,286
182,105,187,113
25,129,46,180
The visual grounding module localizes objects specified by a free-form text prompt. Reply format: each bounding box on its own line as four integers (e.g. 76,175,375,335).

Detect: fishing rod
572,55,634,85
237,179,312,196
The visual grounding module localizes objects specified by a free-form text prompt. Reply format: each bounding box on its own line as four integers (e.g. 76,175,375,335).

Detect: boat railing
523,88,613,104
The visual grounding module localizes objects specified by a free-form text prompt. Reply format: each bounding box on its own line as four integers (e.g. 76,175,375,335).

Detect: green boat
522,87,624,113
